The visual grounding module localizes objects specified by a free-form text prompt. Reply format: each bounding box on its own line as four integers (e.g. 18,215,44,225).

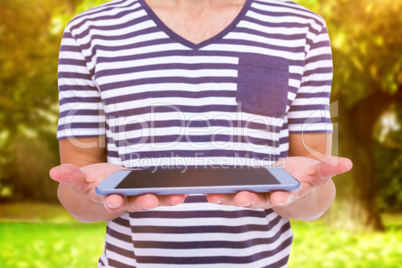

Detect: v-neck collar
139,0,252,50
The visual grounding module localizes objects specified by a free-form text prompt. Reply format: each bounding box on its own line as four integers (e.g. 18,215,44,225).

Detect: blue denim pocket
236,53,289,117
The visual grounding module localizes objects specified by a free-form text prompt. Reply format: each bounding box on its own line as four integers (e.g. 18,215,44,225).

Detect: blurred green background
0,0,401,267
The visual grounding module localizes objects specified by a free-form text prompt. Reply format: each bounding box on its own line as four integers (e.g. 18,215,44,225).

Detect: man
50,0,352,267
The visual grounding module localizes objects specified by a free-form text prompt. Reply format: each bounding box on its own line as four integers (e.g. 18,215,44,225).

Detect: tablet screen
115,167,280,189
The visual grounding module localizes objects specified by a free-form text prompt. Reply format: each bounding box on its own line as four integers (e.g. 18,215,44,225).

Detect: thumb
316,156,353,180
49,164,87,190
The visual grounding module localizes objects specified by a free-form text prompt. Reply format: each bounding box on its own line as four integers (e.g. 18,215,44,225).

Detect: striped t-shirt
57,0,333,267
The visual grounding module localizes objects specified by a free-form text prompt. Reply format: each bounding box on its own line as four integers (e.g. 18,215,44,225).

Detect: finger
158,194,187,207
49,164,83,184
103,194,125,211
206,193,237,206
314,157,353,180
125,194,160,212
234,191,280,209
269,191,293,206
233,191,262,207
49,164,88,193
105,194,187,212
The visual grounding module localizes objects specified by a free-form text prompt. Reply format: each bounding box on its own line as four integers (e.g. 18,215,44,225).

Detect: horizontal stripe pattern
57,0,333,267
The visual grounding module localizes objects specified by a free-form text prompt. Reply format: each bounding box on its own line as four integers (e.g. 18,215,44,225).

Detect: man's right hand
49,163,187,221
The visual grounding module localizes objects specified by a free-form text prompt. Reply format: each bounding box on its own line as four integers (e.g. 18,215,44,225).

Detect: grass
289,220,402,268
1,203,402,268
0,202,105,268
0,222,105,268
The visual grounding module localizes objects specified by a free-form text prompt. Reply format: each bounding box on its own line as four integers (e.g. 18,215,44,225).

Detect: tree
374,103,402,213
0,0,96,201
0,0,112,201
297,0,402,232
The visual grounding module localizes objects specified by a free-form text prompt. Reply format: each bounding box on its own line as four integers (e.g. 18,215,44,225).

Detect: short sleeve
287,24,333,133
57,28,106,140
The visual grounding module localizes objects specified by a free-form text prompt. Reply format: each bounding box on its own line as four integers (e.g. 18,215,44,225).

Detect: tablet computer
95,166,301,196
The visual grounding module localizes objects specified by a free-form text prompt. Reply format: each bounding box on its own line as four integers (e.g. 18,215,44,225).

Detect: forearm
273,179,335,221
278,132,335,220
57,183,124,223
56,137,121,222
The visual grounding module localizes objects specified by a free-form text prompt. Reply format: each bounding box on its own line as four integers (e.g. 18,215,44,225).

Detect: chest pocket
236,53,289,117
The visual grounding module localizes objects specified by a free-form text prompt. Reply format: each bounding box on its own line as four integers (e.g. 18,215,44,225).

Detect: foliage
374,103,402,213
0,0,109,201
296,0,402,216
0,218,401,268
374,143,402,213
0,0,63,136
0,0,71,201
297,0,402,107
0,202,77,222
75,0,112,13
0,0,401,215
3,134,60,201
